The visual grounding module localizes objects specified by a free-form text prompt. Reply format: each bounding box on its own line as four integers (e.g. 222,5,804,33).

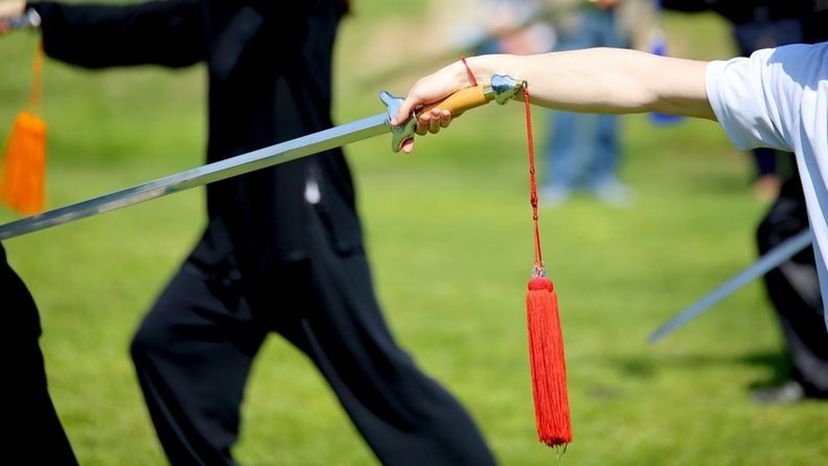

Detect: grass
2,5,827,465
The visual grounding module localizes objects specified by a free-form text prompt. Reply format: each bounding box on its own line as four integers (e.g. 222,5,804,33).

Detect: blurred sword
648,229,813,343
0,75,524,240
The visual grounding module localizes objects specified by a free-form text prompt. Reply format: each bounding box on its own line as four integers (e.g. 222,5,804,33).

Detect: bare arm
393,48,715,151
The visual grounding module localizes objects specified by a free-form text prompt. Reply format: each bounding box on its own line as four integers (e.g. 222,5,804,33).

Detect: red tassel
518,84,571,447
1,111,47,214
1,42,46,214
526,274,571,447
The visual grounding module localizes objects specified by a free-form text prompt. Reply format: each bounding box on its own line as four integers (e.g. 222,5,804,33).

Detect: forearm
464,48,715,119
28,0,207,69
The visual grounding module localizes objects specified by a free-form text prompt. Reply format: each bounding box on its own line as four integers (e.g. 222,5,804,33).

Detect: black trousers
1,245,77,465
130,210,496,465
757,174,828,396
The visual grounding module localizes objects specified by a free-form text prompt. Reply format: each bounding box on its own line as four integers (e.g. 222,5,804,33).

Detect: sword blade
0,113,388,240
647,229,813,343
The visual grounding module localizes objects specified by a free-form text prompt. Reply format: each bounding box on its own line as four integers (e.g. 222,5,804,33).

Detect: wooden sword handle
418,85,491,118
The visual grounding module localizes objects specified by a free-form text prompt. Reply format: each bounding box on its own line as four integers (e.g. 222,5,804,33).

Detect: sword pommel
489,74,525,104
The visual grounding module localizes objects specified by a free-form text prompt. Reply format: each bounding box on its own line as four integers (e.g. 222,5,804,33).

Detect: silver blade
648,229,813,343
0,113,388,240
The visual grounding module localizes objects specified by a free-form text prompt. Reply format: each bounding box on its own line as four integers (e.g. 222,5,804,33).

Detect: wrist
465,55,501,88
459,56,478,87
447,60,472,90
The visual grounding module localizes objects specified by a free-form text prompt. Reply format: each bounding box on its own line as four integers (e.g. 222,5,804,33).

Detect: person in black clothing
1,244,78,464
0,8,77,464
755,174,828,402
5,0,496,463
663,0,828,402
662,0,809,198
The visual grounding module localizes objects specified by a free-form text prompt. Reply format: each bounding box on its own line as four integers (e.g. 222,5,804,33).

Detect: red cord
460,56,478,87
524,87,543,270
460,59,540,269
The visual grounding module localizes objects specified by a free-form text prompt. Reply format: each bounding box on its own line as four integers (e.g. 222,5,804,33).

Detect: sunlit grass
1,6,826,466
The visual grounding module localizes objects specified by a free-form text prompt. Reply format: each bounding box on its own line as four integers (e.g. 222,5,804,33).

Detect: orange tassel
1,112,47,214
526,275,571,447
1,42,46,214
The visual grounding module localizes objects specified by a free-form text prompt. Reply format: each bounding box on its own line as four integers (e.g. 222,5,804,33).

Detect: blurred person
540,0,632,206
0,0,497,464
467,0,555,56
0,7,77,464
750,2,828,404
752,3,828,403
391,42,828,365
754,172,828,403
662,0,807,199
663,0,828,402
0,244,78,464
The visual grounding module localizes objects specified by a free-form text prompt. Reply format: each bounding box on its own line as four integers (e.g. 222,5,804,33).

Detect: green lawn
2,5,827,465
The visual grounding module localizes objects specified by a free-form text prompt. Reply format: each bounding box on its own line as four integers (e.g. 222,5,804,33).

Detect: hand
392,61,467,153
0,0,27,35
398,108,452,154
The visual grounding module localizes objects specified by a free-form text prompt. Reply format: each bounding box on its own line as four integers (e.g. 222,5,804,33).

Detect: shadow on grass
597,350,789,383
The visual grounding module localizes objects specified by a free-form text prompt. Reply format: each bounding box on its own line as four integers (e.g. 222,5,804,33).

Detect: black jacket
30,0,361,275
661,0,807,24
661,1,828,45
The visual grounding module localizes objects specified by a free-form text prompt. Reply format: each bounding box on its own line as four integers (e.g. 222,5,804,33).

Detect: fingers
415,109,451,135
403,109,451,154
394,103,452,154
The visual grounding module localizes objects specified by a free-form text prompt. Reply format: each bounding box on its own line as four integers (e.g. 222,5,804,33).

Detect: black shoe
751,380,806,404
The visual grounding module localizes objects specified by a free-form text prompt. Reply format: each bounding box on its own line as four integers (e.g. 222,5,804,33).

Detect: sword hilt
381,74,525,152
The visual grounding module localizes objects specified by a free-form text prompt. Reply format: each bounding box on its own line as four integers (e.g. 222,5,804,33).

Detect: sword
0,75,524,240
647,228,813,343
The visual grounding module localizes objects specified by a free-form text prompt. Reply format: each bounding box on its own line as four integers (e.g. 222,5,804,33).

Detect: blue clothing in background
544,8,629,202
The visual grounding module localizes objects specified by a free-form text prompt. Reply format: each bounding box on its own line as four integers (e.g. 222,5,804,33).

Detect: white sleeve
705,47,803,153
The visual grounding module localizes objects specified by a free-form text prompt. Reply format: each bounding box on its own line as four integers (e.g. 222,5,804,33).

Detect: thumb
400,137,415,154
392,95,420,126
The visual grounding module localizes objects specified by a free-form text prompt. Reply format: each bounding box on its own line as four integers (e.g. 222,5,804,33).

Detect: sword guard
379,91,417,153
380,74,525,153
